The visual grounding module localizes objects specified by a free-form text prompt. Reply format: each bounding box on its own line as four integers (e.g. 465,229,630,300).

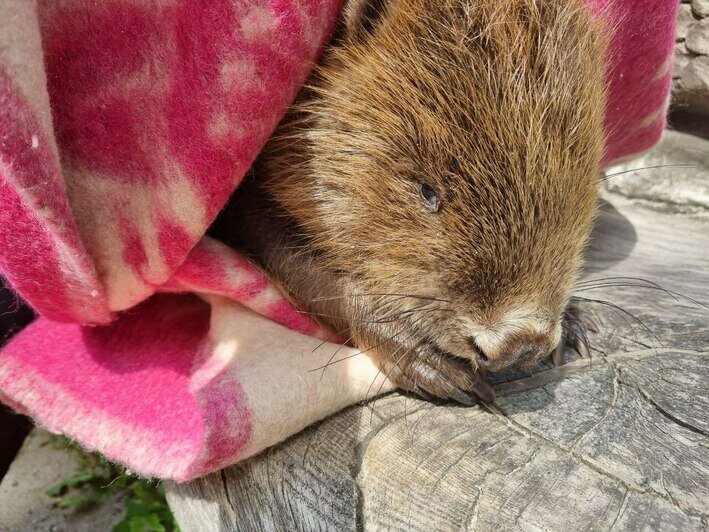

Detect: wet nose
469,337,546,371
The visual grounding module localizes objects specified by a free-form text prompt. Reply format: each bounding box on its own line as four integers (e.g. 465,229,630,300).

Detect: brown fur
212,0,608,402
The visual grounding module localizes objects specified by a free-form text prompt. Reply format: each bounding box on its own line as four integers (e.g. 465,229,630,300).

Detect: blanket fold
0,0,677,481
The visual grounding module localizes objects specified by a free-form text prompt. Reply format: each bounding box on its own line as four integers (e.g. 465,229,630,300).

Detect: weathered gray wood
166,135,709,531
167,355,709,531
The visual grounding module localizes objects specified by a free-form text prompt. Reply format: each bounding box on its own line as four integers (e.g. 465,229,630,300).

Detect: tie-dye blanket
0,0,677,481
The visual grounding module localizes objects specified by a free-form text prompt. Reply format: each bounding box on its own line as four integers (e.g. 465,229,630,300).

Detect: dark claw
552,303,597,366
552,342,565,367
406,385,435,402
393,370,437,402
470,377,495,403
583,318,599,333
448,388,479,406
574,336,590,358
391,343,495,406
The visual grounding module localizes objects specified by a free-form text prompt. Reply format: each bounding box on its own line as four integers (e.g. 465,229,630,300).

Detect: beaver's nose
469,338,546,371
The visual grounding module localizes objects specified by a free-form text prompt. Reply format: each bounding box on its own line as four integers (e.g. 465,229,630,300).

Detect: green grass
46,437,180,532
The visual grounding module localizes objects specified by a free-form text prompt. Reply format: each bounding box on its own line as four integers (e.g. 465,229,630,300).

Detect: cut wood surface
166,135,709,531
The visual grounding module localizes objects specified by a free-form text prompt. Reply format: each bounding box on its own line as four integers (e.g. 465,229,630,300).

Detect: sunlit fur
223,0,609,394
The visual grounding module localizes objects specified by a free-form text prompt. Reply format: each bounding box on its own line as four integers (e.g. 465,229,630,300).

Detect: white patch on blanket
204,295,394,459
239,5,278,43
65,167,208,311
0,1,57,144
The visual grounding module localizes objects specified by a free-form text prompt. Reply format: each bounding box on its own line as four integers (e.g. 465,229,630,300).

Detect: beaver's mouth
476,348,551,373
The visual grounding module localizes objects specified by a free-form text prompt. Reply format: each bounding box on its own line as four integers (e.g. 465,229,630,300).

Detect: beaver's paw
551,303,598,366
391,342,495,405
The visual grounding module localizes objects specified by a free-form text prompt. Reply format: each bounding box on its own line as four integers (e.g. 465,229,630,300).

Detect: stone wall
674,0,709,115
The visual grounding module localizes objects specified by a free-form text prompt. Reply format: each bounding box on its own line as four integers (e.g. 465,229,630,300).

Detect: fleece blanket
0,0,677,482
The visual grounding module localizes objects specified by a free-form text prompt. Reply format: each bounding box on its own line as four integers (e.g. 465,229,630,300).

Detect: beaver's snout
468,331,555,372
473,342,548,371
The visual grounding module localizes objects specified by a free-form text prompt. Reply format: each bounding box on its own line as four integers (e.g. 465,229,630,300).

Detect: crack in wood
617,366,709,438
504,447,548,529
638,382,708,437
606,485,629,530
350,402,429,531
429,435,514,494
219,469,237,520
570,362,620,451
463,485,483,532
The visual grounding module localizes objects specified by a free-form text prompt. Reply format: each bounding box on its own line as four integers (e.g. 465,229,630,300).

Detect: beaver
210,0,607,404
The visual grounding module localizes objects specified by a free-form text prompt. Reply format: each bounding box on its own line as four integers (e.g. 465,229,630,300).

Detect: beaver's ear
339,0,389,42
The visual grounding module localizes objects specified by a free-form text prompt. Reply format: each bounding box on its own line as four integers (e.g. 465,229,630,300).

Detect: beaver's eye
419,182,440,212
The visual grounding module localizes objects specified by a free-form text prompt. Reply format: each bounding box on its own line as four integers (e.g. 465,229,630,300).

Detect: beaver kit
211,0,608,403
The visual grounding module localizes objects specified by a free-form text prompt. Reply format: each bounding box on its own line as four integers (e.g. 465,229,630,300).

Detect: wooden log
167,354,709,531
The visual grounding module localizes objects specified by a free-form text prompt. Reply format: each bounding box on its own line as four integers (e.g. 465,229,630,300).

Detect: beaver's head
261,0,607,372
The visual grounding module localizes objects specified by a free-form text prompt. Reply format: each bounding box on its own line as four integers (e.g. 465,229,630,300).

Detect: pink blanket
0,0,677,481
